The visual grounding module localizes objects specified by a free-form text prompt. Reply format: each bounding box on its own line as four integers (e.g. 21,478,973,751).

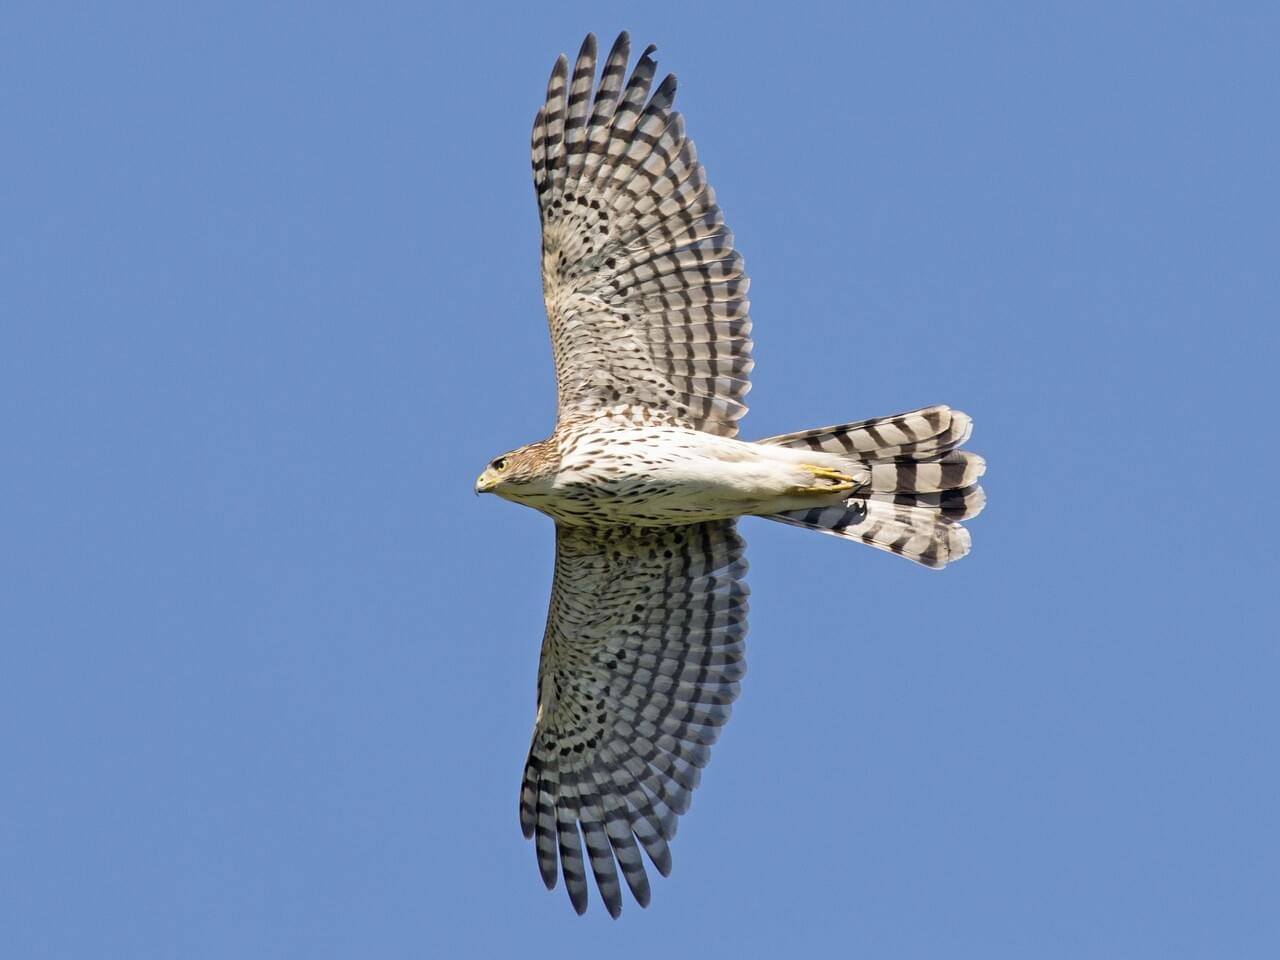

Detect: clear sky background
3,2,1278,957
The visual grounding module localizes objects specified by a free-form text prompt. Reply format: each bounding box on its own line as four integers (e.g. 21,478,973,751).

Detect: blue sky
3,2,1278,957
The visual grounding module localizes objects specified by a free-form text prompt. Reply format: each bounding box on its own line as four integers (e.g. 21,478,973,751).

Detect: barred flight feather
760,405,973,458
769,500,973,569
762,406,986,568
534,32,752,437
521,520,747,916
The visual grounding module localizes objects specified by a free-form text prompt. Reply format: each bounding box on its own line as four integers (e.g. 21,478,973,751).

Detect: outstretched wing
521,521,749,916
533,33,753,438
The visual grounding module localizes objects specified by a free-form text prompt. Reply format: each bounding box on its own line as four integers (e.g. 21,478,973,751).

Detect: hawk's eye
493,457,508,472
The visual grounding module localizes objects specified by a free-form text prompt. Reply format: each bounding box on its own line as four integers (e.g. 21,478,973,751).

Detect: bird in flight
476,32,986,917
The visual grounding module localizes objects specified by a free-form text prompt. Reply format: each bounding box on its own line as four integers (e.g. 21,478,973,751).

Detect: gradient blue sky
4,2,1278,957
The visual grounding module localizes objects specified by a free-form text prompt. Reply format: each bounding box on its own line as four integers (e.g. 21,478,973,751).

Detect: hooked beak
475,471,497,495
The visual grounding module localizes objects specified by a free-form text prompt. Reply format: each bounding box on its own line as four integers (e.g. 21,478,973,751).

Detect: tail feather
868,484,986,521
769,500,971,569
760,405,971,459
866,450,986,493
760,405,985,568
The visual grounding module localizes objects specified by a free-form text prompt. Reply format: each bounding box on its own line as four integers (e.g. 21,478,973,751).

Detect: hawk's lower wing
521,520,748,916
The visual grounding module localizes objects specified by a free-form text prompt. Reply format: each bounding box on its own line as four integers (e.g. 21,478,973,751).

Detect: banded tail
760,405,986,569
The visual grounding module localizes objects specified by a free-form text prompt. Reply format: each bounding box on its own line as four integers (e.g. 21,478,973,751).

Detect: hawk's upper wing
533,33,753,438
521,521,748,916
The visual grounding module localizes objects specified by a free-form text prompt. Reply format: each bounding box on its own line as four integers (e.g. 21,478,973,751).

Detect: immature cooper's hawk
476,33,986,917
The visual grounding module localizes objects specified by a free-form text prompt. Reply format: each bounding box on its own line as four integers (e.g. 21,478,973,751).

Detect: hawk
476,32,986,917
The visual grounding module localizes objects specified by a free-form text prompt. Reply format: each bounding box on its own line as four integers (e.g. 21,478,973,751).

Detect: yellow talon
806,465,853,483
790,464,856,495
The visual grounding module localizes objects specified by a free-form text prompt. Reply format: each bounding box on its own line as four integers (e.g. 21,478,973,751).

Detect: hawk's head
475,439,558,500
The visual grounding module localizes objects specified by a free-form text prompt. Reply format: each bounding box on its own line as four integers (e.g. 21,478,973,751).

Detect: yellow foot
790,464,856,495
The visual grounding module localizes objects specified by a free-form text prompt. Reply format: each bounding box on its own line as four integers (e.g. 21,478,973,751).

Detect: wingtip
632,879,651,909
607,31,630,61
539,864,558,890
650,848,673,878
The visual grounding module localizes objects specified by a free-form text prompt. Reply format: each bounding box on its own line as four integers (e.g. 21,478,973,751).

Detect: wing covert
532,33,753,437
520,520,749,916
